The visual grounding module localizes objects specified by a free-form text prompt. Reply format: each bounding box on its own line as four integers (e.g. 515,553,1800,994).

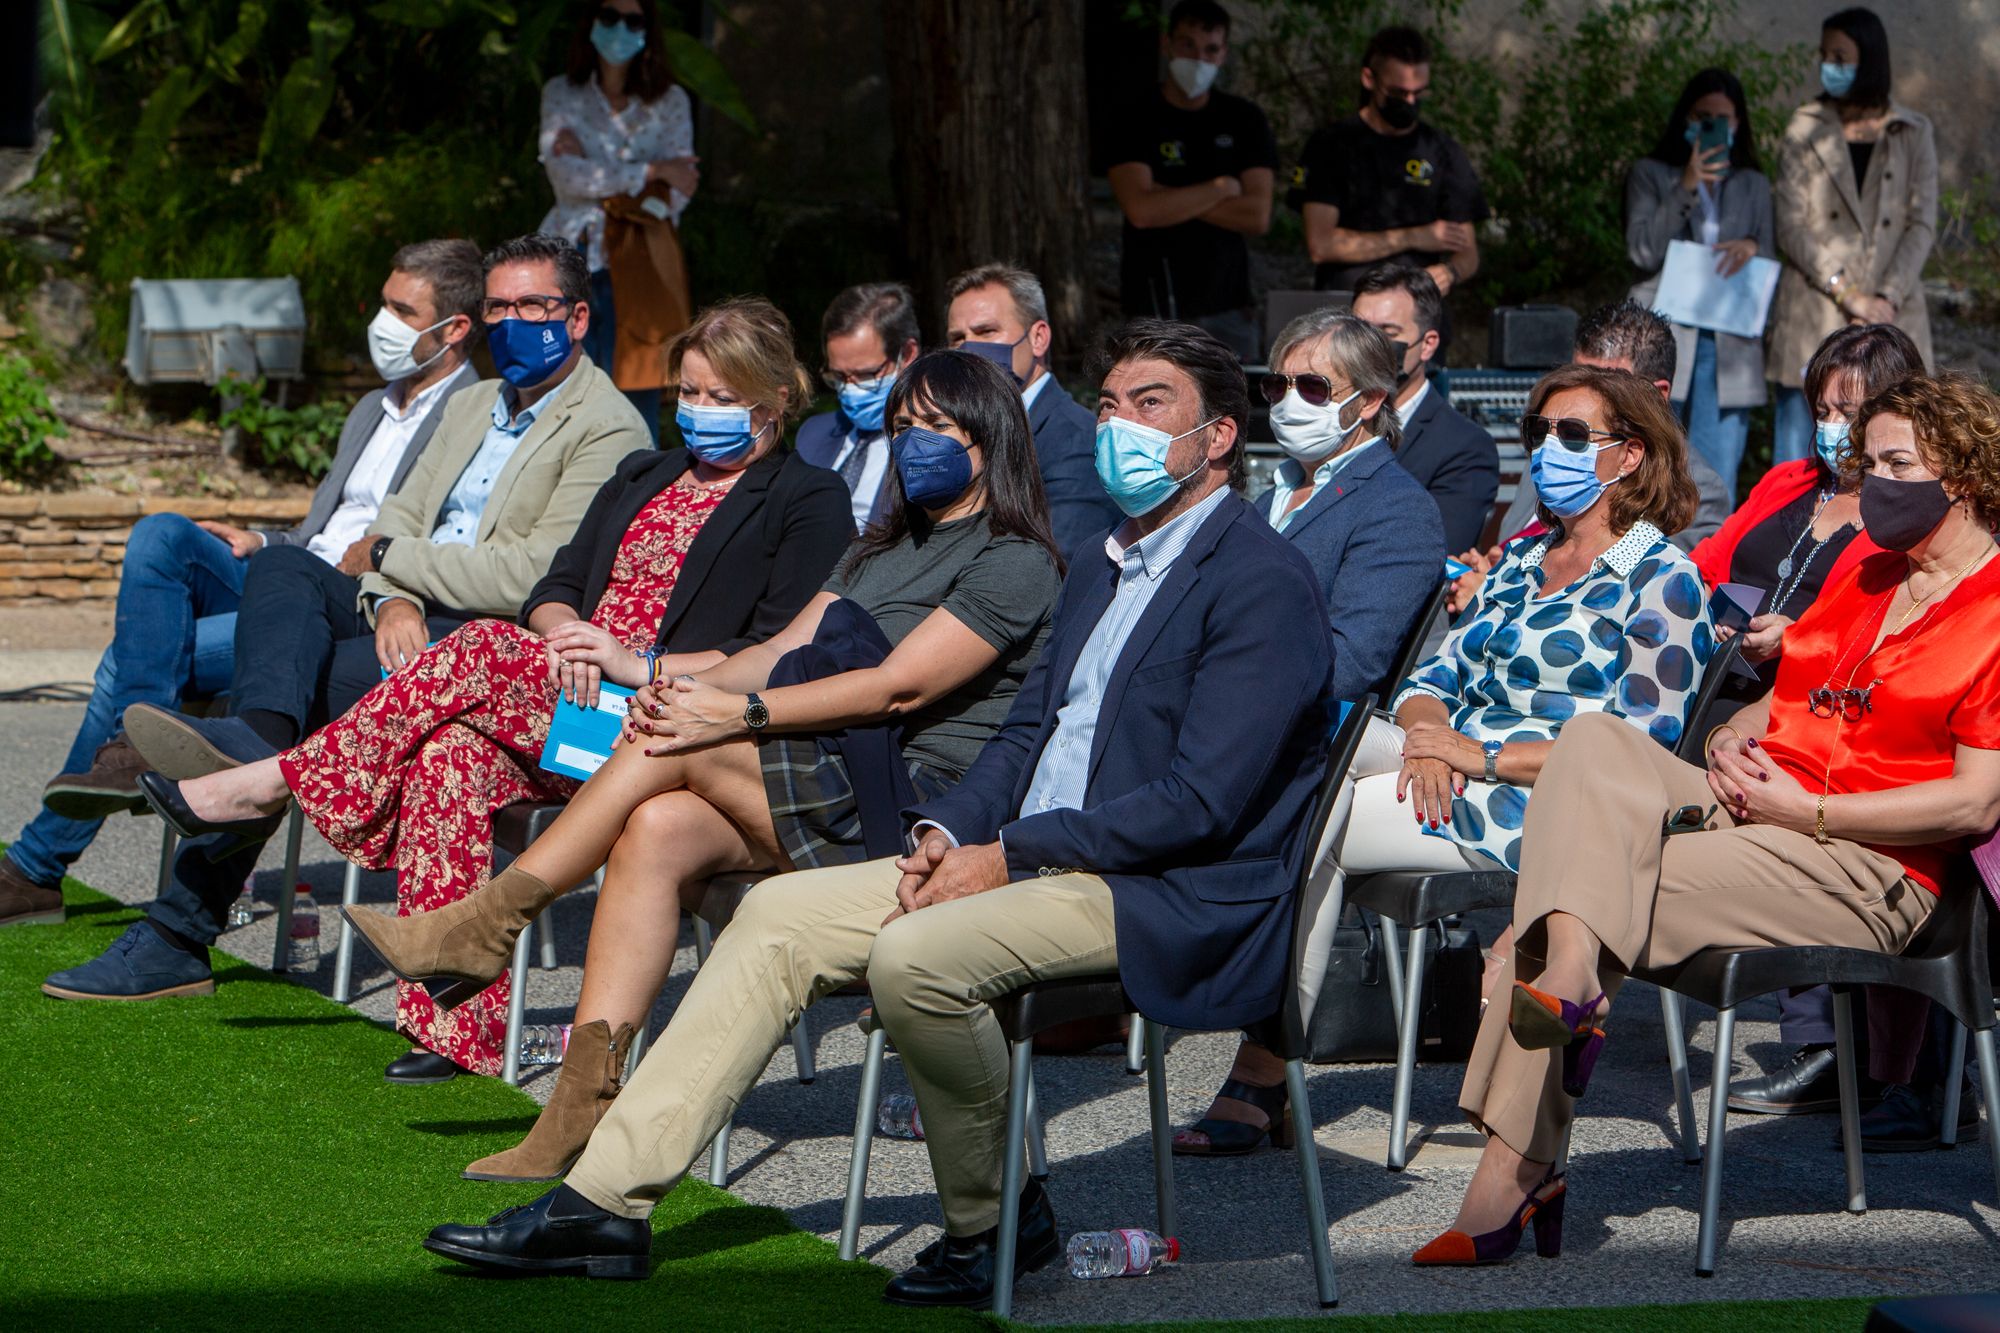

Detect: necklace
1770,489,1846,614
1885,546,1992,637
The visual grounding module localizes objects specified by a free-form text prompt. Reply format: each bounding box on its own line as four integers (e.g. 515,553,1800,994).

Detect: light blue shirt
1016,484,1231,819
1265,438,1379,533
430,381,560,547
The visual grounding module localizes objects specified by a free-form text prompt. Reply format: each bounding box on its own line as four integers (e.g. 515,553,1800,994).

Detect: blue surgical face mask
675,401,767,466
487,317,574,387
1820,61,1858,99
1815,419,1850,474
891,427,975,509
1093,413,1220,518
591,18,647,67
1529,440,1624,520
836,372,897,433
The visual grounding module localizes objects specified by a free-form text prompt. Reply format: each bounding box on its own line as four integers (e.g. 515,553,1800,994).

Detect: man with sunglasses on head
39,233,644,1003
796,282,921,532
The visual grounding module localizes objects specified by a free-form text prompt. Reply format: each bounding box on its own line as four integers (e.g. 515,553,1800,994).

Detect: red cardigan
1689,459,1884,591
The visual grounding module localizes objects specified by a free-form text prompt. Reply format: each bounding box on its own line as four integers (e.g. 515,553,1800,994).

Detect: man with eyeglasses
795,283,922,532
40,233,644,1004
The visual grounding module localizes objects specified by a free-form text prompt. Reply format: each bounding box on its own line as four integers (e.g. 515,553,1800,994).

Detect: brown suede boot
463,1019,635,1182
341,864,562,1010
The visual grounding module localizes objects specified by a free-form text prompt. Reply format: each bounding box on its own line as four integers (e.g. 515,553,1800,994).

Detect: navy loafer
124,706,280,780
42,921,215,1001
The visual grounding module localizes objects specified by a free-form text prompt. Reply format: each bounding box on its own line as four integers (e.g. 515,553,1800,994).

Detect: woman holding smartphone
1626,67,1774,503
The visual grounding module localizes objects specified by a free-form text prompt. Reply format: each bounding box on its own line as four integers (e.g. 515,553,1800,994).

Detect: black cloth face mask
1859,472,1955,551
1377,96,1419,131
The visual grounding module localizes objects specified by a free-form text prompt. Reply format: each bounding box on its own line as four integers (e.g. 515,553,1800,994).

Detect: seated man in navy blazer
1349,261,1498,553
946,262,1124,558
418,320,1336,1309
794,281,922,532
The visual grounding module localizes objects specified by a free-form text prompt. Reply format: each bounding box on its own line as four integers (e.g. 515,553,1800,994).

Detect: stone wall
0,496,312,606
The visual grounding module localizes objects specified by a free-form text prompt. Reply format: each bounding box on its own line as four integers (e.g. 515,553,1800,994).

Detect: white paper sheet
1652,239,1780,339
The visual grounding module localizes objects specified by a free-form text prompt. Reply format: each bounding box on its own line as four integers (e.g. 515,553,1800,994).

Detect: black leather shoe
136,771,285,844
1851,1083,1942,1152
882,1180,1059,1308
423,1184,650,1278
1728,1044,1880,1115
385,1049,461,1084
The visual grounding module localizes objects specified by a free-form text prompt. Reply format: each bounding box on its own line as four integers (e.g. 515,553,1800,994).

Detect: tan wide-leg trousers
566,856,1118,1234
1459,712,1934,1163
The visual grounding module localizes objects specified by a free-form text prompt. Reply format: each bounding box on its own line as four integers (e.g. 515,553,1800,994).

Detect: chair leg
1385,919,1427,1171
1126,1014,1145,1075
331,861,363,1003
1285,1057,1339,1308
791,1015,816,1085
1971,1026,2000,1205
993,1039,1034,1321
1940,1021,1968,1150
1144,1019,1178,1243
625,1023,648,1078
270,806,304,972
500,923,533,1086
538,913,558,971
1832,989,1867,1212
1694,1005,1735,1277
1659,988,1702,1164
1378,915,1406,1031
688,914,731,1183
1024,1067,1049,1181
839,1025,890,1261
691,913,714,965
155,823,178,897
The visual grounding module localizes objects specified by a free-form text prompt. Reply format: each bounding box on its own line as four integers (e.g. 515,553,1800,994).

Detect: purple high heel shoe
1411,1171,1567,1265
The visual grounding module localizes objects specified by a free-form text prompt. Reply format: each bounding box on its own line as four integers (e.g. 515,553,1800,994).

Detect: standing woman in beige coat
1768,7,1936,467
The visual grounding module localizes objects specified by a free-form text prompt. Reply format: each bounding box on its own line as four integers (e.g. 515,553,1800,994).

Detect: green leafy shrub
1938,178,2000,318
217,374,345,481
0,352,67,481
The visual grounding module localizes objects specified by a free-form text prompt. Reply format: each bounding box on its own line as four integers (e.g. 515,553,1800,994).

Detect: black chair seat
493,801,568,856
991,974,1134,1044
1346,868,1516,927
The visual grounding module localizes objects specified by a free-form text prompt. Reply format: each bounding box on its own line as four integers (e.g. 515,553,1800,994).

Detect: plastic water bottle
520,1024,572,1065
1066,1229,1180,1279
877,1092,924,1140
226,875,255,929
287,886,320,971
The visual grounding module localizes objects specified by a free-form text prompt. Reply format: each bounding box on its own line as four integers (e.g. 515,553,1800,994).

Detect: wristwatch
1482,740,1504,783
369,536,394,571
743,692,769,731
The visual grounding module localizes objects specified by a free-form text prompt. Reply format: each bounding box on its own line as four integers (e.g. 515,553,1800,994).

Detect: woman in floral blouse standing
541,0,700,439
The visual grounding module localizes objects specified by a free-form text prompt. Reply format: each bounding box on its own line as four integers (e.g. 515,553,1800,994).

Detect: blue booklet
539,682,635,781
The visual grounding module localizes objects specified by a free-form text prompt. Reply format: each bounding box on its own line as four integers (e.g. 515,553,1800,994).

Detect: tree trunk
883,0,1094,361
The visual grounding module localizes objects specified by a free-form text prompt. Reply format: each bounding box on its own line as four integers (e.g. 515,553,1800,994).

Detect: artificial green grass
0,880,1881,1332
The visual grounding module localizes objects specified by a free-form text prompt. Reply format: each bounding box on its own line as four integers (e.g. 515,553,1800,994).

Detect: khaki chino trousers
1459,712,1935,1163
566,857,1118,1235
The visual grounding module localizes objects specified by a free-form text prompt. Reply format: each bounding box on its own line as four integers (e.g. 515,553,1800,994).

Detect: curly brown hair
1526,363,1699,536
1849,372,2000,530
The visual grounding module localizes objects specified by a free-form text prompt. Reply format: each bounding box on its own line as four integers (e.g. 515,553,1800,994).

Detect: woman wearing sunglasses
1417,370,2000,1267
1171,309,1445,1155
540,0,701,439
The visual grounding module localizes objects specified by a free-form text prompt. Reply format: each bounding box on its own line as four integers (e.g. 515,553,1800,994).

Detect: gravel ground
5,695,1999,1323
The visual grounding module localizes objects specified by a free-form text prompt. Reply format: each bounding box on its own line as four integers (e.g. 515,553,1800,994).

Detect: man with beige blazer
41,234,644,1003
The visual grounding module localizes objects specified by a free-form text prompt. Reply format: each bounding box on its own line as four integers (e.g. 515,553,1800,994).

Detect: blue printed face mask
1815,419,1851,474
1820,61,1858,99
1093,413,1220,518
837,371,897,433
1529,440,1625,519
891,427,976,509
487,318,574,387
591,18,647,66
675,401,767,466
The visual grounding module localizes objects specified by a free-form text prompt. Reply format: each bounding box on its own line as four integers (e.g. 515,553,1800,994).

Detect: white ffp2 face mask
1168,57,1221,99
367,307,452,382
1269,387,1364,465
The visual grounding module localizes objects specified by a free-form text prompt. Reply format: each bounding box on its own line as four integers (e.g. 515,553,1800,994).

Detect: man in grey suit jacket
1,241,483,926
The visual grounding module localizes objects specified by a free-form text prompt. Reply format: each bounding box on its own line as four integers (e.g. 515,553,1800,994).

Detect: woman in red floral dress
152,298,851,1080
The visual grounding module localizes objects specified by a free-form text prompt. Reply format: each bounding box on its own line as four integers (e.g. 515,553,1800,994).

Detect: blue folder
539,682,635,781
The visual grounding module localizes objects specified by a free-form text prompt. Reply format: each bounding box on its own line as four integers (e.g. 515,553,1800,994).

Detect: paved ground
5,694,1999,1323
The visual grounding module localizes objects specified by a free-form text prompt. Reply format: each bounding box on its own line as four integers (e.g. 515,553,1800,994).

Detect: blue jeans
1680,330,1751,506
8,514,246,888
584,267,663,444
1773,384,1814,467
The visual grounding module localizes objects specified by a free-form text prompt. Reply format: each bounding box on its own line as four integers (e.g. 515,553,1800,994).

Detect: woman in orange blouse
1415,370,2000,1266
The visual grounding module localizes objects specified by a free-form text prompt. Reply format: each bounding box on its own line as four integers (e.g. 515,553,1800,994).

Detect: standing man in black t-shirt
1292,26,1488,296
1105,0,1278,360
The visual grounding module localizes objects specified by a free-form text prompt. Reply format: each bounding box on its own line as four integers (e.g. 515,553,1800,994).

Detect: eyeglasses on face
482,295,572,324
822,356,895,391
1808,679,1881,721
1521,414,1628,454
596,7,646,32
1258,372,1342,407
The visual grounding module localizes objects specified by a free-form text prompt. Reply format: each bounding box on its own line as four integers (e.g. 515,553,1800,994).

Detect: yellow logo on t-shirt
1405,158,1436,186
1160,139,1186,166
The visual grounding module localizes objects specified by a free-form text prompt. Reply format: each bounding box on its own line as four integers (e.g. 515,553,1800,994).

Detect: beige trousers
566,856,1118,1234
1459,712,1934,1162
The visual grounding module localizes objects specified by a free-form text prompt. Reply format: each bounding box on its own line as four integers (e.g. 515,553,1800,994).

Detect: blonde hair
667,297,814,433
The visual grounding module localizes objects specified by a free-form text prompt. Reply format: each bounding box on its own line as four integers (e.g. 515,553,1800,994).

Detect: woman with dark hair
1768,6,1936,465
343,349,1065,1179
1627,67,1774,501
540,0,699,438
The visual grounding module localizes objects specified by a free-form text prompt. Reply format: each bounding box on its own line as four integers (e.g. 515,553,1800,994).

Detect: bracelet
1815,793,1830,845
1704,723,1740,760
637,648,661,685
